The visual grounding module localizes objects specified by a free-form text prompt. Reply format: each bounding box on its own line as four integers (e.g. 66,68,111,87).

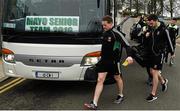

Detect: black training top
167,24,179,45
100,28,132,62
142,22,174,56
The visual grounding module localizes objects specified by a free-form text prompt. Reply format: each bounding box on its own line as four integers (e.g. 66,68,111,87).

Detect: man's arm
112,28,133,64
165,29,174,54
176,26,179,37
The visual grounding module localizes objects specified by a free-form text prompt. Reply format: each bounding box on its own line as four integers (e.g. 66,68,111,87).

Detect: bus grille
15,54,82,67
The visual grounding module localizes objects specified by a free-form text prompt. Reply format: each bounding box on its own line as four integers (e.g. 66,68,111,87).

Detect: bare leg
93,72,107,105
151,69,159,96
158,73,165,84
114,74,123,95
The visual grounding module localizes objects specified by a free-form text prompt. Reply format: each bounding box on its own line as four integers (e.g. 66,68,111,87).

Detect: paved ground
177,38,180,44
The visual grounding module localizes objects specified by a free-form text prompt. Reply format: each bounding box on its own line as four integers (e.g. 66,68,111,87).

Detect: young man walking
166,18,179,66
142,14,174,102
84,15,133,110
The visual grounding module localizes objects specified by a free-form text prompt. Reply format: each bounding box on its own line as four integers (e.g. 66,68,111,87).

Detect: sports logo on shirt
157,31,160,35
146,32,150,37
108,37,112,42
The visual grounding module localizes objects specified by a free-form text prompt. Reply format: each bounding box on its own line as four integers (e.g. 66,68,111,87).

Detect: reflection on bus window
3,0,105,33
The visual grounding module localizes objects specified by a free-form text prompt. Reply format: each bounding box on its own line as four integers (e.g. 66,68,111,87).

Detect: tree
117,0,180,17
164,0,180,17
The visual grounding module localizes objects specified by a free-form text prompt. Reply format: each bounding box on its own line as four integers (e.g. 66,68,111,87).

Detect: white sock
118,94,124,97
93,100,97,106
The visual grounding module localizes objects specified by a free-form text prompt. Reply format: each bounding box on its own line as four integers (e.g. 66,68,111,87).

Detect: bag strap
110,29,121,51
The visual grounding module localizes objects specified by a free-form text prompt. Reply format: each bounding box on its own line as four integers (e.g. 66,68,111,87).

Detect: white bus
1,0,119,81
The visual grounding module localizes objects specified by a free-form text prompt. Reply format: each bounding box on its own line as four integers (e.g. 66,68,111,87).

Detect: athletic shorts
146,53,164,70
96,60,121,75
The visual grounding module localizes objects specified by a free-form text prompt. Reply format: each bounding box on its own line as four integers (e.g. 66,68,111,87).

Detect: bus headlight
82,57,99,66
81,51,101,66
2,48,15,63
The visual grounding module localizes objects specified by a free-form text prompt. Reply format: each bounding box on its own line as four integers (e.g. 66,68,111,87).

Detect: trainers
162,79,168,92
146,94,157,102
114,95,124,104
84,101,97,110
169,58,174,66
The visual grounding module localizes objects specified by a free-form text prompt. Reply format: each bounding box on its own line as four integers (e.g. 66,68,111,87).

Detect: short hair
172,18,177,21
147,14,158,21
102,15,113,23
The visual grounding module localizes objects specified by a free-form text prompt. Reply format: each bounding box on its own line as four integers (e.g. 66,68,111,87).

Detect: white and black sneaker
146,94,157,102
84,101,97,110
169,58,174,66
162,79,168,92
114,95,124,104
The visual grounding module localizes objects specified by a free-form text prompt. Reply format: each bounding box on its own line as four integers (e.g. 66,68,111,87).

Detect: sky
163,0,180,17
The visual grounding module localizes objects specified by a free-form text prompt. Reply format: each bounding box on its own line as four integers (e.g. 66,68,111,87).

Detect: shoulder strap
110,29,121,51
112,28,130,46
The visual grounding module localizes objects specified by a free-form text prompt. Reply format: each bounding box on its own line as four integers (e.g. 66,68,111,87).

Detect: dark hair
172,18,177,21
102,15,113,23
147,14,158,21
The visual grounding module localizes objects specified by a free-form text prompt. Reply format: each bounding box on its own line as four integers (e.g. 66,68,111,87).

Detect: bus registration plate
35,71,59,78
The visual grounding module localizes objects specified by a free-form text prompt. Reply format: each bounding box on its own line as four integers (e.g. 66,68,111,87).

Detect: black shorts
96,60,121,75
146,53,164,70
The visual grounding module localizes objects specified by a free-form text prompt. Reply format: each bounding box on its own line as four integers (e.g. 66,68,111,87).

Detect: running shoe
114,95,124,104
162,78,168,92
84,101,97,110
146,94,157,102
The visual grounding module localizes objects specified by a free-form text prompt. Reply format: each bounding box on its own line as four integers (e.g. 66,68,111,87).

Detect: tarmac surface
177,37,180,44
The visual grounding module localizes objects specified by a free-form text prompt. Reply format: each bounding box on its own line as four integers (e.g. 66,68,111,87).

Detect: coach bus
1,0,118,80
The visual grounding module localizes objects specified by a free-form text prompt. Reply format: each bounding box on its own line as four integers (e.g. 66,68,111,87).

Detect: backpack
130,23,142,40
131,45,148,67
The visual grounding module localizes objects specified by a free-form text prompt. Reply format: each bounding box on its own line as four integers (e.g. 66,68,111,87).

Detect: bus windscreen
2,0,104,33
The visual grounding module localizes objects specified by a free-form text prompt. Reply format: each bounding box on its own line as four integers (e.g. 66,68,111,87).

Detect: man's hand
171,54,175,58
125,56,133,64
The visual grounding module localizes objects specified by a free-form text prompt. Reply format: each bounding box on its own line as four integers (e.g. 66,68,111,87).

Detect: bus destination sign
25,16,79,32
